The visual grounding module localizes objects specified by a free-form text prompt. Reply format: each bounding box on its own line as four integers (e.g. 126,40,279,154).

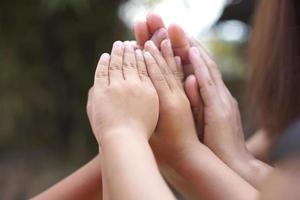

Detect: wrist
229,150,272,188
99,127,149,149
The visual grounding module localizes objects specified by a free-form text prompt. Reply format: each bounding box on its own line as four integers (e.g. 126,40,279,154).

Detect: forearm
227,152,273,189
100,129,175,200
246,129,278,162
168,142,259,200
159,161,202,200
32,156,102,200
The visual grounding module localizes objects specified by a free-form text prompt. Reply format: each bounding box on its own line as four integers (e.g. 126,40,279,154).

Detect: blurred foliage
210,39,247,80
0,0,129,156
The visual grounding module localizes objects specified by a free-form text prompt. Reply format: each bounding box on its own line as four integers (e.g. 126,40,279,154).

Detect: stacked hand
89,41,159,143
86,13,270,200
132,13,271,189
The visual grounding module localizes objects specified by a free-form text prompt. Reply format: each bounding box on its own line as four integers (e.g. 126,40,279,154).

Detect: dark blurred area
0,0,255,199
0,0,128,198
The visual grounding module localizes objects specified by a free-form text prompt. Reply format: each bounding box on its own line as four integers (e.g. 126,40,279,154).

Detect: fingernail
114,41,123,48
147,40,156,49
144,51,151,58
135,49,142,54
157,28,167,39
101,53,110,59
163,39,171,47
124,41,131,46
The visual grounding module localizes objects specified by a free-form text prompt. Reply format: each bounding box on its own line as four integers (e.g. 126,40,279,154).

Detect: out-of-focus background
0,0,256,199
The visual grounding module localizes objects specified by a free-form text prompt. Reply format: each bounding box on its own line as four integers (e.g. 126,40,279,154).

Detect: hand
143,40,199,164
90,41,159,144
188,46,272,188
134,15,205,136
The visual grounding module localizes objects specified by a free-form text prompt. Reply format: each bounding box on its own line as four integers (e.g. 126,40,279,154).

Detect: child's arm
90,41,175,200
143,40,258,200
100,129,174,200
32,156,102,200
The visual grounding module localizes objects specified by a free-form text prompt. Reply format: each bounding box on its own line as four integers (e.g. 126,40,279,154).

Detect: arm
100,130,175,200
260,159,300,200
170,142,259,200
90,41,175,200
32,156,102,200
246,129,279,162
142,40,258,199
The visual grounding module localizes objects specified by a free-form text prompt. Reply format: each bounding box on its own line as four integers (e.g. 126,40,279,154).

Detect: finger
144,40,177,89
150,28,168,47
135,49,150,81
185,75,202,113
143,51,170,93
146,13,165,34
174,56,184,78
160,39,177,73
109,41,125,82
94,53,110,86
168,24,190,63
161,39,183,88
130,40,138,50
184,75,204,139
189,47,218,106
174,56,185,87
123,41,139,80
134,21,151,48
196,44,224,87
168,24,194,76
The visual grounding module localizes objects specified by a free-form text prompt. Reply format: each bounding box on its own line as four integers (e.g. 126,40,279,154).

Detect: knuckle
123,61,136,70
148,60,157,68
206,78,214,87
95,69,108,78
139,70,149,77
109,62,122,71
154,74,166,82
174,71,184,81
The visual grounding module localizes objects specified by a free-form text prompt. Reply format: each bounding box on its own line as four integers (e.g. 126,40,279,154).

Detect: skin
32,156,102,200
143,39,258,200
91,41,175,200
246,129,280,162
259,158,300,200
134,13,272,189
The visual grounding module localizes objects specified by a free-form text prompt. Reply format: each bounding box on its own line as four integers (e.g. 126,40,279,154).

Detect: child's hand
143,40,199,163
91,41,159,144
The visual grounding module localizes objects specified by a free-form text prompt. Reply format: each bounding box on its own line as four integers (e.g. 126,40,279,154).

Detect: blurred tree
0,0,129,157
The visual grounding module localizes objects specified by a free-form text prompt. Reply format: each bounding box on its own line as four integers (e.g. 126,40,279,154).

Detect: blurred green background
0,0,255,199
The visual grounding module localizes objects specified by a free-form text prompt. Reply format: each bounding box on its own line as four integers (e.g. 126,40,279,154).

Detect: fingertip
124,40,131,45
135,49,142,55
113,40,123,46
184,75,201,106
160,39,171,49
144,40,157,51
99,53,110,65
174,56,181,66
146,13,165,33
134,21,150,46
144,51,152,58
168,24,186,45
100,53,110,59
